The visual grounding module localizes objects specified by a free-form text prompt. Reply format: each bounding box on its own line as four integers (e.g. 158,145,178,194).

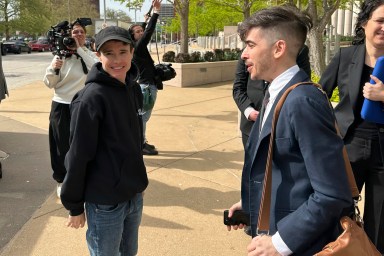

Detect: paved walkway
0,80,249,256
0,77,366,256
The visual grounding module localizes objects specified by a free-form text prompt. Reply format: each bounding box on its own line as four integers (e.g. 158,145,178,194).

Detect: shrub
232,48,242,59
214,49,224,61
190,51,202,62
162,51,175,62
223,48,242,61
162,48,242,63
203,51,215,62
175,53,191,63
311,71,339,102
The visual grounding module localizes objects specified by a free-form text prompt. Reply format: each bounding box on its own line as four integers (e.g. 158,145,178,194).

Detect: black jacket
320,44,365,138
61,62,148,216
133,13,163,89
233,45,311,136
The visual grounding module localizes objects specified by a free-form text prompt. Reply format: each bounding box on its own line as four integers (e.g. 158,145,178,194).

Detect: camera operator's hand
227,200,245,231
67,36,81,51
51,56,63,70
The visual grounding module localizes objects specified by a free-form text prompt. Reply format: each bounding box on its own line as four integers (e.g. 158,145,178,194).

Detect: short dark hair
71,21,87,34
353,0,384,45
238,5,312,56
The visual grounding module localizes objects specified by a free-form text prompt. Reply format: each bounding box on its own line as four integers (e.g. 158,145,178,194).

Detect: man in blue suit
227,5,353,255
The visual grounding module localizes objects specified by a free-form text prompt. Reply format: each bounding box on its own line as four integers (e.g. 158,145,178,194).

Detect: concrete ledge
163,60,237,87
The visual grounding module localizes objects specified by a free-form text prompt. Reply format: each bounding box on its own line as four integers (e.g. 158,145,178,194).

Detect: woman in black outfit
320,0,384,252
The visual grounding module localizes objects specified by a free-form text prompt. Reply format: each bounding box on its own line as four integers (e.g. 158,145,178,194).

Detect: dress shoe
143,143,158,155
144,142,156,150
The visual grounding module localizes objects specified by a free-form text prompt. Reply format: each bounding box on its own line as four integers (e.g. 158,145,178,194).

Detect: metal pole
103,0,106,23
67,0,70,21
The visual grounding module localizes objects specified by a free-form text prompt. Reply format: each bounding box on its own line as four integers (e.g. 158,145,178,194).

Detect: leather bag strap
256,82,359,235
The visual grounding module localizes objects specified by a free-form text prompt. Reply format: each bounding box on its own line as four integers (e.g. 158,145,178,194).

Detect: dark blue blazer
241,70,353,255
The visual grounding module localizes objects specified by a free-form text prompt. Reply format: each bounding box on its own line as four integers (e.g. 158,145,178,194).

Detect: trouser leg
49,101,70,183
140,84,158,144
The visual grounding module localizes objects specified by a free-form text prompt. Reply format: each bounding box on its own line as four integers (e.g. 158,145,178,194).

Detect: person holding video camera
129,0,162,156
43,19,98,198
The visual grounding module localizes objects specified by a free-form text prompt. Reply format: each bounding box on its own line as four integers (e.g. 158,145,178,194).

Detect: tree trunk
180,0,189,54
308,27,326,77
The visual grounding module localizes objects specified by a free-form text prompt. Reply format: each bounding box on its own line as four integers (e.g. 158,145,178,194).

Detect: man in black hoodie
129,0,162,155
61,26,148,256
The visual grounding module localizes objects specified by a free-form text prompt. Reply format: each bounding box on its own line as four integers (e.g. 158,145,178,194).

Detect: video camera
47,18,92,57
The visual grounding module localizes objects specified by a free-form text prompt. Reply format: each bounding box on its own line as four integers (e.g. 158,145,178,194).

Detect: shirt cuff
272,232,293,256
244,106,255,120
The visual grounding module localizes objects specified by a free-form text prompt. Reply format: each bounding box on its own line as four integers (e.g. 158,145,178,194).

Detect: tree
17,0,51,37
104,8,132,22
0,0,99,40
116,0,191,54
0,0,22,39
188,0,242,36
47,0,99,36
173,0,189,53
206,0,266,19
293,0,348,76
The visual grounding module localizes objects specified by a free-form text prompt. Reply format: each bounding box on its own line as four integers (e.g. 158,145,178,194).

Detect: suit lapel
249,70,310,168
348,44,365,112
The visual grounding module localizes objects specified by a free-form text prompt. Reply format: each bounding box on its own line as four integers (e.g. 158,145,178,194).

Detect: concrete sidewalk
0,80,249,255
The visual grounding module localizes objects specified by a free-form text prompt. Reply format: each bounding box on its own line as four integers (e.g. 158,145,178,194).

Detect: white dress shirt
260,65,300,256
261,65,300,129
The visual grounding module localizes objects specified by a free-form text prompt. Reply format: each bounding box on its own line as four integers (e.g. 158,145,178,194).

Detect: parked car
3,40,31,54
0,43,6,56
30,40,51,52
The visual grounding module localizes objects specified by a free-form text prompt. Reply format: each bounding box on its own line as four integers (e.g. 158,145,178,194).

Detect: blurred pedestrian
0,42,8,179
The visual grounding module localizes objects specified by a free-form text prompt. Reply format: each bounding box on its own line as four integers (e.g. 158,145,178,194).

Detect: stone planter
163,60,237,87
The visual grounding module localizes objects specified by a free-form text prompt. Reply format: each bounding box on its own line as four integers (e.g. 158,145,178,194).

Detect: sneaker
142,143,158,155
56,183,62,198
144,142,156,149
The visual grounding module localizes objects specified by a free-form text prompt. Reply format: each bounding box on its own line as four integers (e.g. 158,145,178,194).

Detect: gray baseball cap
95,26,134,51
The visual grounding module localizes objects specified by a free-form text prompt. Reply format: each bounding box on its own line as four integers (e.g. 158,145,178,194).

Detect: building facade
89,0,100,14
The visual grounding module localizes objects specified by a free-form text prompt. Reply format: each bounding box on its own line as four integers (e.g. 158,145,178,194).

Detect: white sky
99,0,152,22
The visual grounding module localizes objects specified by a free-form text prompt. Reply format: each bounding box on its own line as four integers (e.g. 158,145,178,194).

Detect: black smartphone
223,209,250,226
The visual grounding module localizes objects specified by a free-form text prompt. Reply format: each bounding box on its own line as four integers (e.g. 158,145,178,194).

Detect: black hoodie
61,62,148,216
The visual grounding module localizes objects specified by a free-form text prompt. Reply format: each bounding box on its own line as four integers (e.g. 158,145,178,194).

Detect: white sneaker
56,183,62,198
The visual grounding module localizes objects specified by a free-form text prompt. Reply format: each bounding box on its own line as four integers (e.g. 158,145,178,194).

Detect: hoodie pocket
115,156,148,199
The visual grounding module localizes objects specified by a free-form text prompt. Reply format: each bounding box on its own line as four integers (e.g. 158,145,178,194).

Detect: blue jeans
85,193,143,256
140,84,158,143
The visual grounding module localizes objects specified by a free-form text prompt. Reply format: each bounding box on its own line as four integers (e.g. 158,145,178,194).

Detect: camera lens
63,37,76,48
